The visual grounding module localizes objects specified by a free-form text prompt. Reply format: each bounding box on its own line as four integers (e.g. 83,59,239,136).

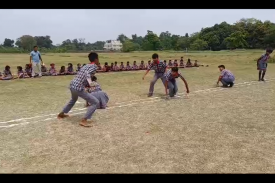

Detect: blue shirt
30,51,41,63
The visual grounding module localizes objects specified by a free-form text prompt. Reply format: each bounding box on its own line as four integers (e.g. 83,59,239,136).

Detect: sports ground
1,50,275,173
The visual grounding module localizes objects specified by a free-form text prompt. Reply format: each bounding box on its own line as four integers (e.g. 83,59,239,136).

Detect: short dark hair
266,48,273,53
91,76,97,81
33,46,38,48
5,65,10,70
152,53,158,59
218,65,225,69
171,67,179,72
88,52,98,62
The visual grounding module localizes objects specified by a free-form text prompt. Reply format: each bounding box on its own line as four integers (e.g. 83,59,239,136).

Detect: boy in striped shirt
164,67,189,97
142,53,167,97
57,52,100,127
217,65,235,87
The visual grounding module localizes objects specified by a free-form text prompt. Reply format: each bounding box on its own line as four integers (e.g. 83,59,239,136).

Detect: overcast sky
0,9,274,45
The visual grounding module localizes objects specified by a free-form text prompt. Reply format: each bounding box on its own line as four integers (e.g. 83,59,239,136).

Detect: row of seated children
0,63,79,80
0,58,207,80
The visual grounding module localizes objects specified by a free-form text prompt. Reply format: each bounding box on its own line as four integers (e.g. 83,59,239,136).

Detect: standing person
30,46,43,78
257,48,273,81
57,52,100,127
142,53,167,97
164,67,189,98
216,65,235,87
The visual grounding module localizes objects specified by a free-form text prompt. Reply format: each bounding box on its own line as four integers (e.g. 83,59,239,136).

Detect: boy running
164,67,189,98
142,53,167,97
57,52,99,127
257,48,273,81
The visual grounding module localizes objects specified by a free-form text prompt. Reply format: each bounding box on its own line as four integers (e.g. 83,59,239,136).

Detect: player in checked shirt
57,52,100,127
164,67,190,98
142,53,167,97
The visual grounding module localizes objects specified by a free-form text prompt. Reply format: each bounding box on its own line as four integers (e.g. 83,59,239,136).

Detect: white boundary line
0,78,274,128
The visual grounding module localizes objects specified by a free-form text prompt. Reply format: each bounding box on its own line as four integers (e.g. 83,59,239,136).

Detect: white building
103,40,122,51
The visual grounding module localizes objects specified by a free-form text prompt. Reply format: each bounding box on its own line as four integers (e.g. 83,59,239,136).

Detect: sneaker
147,93,153,97
229,82,234,87
261,78,265,82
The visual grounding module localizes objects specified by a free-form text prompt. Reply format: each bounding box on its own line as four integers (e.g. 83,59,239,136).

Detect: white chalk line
0,78,274,128
115,78,275,104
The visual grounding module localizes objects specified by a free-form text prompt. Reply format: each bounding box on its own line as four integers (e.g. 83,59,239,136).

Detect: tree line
0,18,274,53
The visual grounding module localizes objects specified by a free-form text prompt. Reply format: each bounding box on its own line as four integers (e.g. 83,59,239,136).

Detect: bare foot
79,119,92,127
57,113,69,119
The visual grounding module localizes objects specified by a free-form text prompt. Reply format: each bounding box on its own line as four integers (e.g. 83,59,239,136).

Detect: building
103,40,122,51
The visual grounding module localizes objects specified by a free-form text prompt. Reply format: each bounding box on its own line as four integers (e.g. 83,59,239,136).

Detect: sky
0,9,274,45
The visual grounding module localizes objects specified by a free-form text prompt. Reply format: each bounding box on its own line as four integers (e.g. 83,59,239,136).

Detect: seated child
17,66,29,78
120,62,126,71
82,64,86,67
179,59,184,68
76,63,82,72
49,63,58,76
173,60,178,67
41,64,49,76
132,61,139,70
59,66,66,75
146,60,151,69
25,64,32,77
110,63,114,71
113,62,120,71
0,65,13,80
125,61,132,71
102,62,110,72
86,76,109,109
186,59,193,67
163,60,167,66
97,62,103,72
139,60,146,70
168,60,173,67
66,63,76,75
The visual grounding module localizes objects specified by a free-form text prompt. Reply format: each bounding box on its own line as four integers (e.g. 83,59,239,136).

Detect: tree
185,33,189,38
117,34,128,44
159,31,172,50
34,36,53,49
190,39,208,50
142,30,161,51
176,36,190,50
17,35,37,51
3,38,14,47
122,40,139,52
223,31,248,49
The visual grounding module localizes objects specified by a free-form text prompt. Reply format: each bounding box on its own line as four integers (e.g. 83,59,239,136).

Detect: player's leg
78,91,99,127
148,73,159,97
220,78,230,87
58,88,79,119
31,62,36,78
37,62,42,77
173,80,178,95
167,81,175,97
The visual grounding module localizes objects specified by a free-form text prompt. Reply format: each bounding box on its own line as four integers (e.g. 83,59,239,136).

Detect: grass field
1,50,275,173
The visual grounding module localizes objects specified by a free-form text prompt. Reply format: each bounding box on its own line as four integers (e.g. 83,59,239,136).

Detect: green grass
1,50,275,173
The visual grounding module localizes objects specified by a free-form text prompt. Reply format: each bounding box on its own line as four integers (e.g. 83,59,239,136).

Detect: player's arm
165,80,169,96
179,75,190,93
142,64,152,79
29,52,32,64
217,75,223,85
38,52,43,65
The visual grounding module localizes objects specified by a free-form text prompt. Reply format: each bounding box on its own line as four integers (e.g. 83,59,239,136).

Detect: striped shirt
164,69,184,81
259,54,270,63
120,65,125,69
126,65,132,70
139,64,146,69
132,65,139,70
70,64,97,91
147,60,167,73
220,69,235,80
49,68,57,74
113,65,120,71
